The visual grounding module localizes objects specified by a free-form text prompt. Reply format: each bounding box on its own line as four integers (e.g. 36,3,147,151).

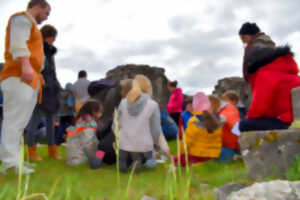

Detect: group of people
1,0,300,175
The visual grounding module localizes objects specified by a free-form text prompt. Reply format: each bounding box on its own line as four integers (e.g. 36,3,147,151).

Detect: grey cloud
56,47,108,78
56,0,300,94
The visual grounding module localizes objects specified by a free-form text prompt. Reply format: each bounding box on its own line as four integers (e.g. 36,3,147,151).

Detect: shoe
1,164,35,175
28,146,43,161
48,145,61,160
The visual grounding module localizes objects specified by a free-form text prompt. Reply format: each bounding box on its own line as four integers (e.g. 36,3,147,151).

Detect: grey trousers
25,106,56,147
119,150,153,173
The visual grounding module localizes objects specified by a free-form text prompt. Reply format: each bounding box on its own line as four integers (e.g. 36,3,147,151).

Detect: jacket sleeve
149,104,163,145
247,71,277,119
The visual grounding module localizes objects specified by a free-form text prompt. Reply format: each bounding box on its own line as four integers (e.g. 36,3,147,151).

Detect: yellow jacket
180,112,222,158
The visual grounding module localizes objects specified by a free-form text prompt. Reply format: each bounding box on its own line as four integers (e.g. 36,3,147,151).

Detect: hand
19,57,34,84
21,63,34,84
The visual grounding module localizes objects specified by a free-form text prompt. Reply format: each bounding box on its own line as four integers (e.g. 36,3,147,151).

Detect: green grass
0,141,248,200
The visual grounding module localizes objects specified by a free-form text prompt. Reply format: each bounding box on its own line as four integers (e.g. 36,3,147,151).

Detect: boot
48,145,62,160
28,146,43,161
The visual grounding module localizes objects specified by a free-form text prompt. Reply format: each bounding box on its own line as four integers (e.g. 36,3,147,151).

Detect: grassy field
0,141,249,200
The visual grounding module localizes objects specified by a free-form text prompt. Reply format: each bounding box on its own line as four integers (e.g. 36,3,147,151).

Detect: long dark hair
75,100,103,123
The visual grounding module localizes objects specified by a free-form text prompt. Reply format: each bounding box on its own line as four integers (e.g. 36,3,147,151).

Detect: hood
44,42,57,57
172,88,183,95
247,45,296,75
127,93,150,116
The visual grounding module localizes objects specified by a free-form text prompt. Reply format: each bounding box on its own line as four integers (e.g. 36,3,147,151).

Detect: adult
0,0,51,174
25,24,62,161
167,80,184,125
238,22,300,131
72,70,90,112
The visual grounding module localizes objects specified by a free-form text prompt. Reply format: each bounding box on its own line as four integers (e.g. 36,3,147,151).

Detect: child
66,100,103,167
222,90,246,120
117,75,163,172
95,79,133,165
173,92,223,167
218,91,241,162
181,99,193,131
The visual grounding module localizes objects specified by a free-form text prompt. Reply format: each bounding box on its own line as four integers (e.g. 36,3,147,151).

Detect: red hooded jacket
246,47,300,124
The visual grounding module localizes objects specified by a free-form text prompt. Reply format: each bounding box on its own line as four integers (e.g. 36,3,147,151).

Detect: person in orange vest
0,0,51,174
218,91,241,162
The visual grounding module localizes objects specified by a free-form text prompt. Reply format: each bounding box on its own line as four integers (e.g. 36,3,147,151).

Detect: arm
10,15,33,84
149,104,163,145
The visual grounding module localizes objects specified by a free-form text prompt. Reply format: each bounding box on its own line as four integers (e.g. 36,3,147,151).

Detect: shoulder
10,14,31,26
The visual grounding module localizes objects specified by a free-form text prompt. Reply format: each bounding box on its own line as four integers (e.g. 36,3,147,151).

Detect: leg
119,150,130,173
46,113,61,159
239,118,290,132
0,78,37,170
130,152,143,172
25,106,42,147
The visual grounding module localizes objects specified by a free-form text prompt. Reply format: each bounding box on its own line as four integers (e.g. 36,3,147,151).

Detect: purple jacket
167,88,184,114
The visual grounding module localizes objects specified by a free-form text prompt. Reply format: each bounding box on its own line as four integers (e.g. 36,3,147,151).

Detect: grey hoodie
117,93,162,152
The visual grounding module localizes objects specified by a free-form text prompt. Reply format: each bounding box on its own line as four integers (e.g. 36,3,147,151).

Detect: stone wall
106,64,170,108
212,77,251,107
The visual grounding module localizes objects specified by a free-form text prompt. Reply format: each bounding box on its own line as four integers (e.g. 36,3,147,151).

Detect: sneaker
1,164,35,175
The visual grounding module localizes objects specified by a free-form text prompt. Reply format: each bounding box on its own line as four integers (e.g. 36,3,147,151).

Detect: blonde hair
120,79,133,98
208,95,221,113
127,75,152,104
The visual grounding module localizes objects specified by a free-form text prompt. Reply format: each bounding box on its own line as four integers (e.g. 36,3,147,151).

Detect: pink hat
193,92,211,112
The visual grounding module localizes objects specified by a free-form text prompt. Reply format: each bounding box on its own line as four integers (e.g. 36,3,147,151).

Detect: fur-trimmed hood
246,45,294,74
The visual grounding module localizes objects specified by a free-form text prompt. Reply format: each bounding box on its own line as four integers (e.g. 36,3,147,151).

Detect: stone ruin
106,64,170,108
212,76,252,108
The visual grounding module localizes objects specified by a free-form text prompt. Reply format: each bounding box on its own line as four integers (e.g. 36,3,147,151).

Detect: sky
0,0,300,95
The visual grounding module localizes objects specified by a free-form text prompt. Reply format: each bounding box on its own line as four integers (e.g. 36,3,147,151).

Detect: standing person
167,80,184,125
72,70,90,113
25,24,61,161
0,0,51,174
239,22,300,131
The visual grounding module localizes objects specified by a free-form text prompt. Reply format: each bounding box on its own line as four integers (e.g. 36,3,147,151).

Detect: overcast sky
0,0,300,94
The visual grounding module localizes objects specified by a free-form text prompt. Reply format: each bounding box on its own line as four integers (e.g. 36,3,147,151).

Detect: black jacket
38,42,62,114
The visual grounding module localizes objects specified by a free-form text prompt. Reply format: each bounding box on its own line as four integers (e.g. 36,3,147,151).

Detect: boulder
214,183,249,200
106,64,170,108
212,77,251,107
228,180,300,200
239,129,300,180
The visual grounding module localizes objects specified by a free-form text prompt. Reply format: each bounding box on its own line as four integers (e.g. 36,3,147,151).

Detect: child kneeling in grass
66,100,103,167
117,75,163,173
173,92,224,167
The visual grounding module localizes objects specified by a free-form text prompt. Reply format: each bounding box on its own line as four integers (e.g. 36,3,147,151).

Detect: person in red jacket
167,80,184,125
239,22,300,131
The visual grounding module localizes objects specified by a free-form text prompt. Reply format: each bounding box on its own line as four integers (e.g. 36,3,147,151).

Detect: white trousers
0,77,38,168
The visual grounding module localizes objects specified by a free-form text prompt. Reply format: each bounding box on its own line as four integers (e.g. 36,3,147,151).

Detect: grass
0,141,248,200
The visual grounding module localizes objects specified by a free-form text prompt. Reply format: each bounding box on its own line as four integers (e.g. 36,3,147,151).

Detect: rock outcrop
212,77,251,107
228,180,300,200
214,183,249,200
106,64,170,108
239,129,300,180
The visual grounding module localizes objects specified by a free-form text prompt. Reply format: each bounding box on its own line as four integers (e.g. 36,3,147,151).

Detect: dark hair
239,22,260,35
222,90,239,102
27,0,49,9
40,24,57,40
75,100,103,123
78,70,87,78
168,80,178,88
